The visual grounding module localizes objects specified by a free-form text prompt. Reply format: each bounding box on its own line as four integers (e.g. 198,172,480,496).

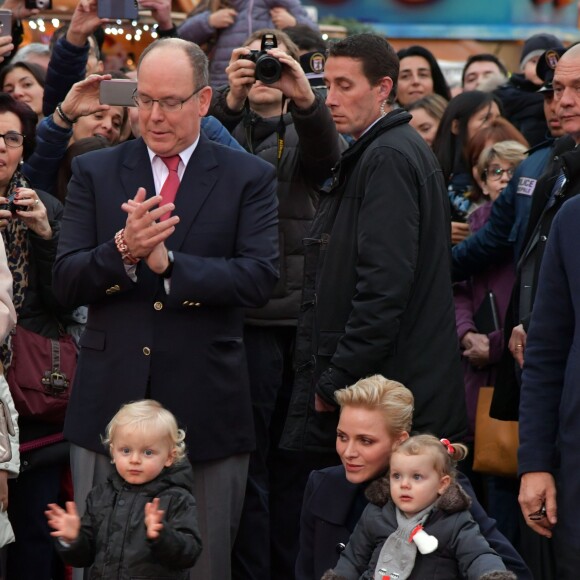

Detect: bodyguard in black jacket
281,34,466,453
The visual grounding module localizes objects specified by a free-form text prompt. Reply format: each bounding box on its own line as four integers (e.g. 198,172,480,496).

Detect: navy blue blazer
519,194,580,545
53,135,279,462
296,465,532,580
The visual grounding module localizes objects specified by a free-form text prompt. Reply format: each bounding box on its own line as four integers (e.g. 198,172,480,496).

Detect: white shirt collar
146,136,199,195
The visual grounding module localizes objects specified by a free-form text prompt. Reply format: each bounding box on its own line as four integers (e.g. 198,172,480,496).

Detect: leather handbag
6,324,77,424
473,386,519,477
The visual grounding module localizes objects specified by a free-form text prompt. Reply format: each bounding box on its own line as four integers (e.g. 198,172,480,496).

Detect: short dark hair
462,54,508,86
243,28,300,61
0,93,38,159
138,38,209,89
397,45,451,102
432,90,503,184
284,24,326,53
328,33,399,104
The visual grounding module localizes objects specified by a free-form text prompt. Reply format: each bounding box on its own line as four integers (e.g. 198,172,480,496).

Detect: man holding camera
211,29,345,580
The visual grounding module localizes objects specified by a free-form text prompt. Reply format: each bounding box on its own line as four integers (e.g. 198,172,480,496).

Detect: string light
25,17,162,41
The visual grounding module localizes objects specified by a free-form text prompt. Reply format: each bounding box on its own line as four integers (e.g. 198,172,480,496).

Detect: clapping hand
46,502,81,543
145,497,165,539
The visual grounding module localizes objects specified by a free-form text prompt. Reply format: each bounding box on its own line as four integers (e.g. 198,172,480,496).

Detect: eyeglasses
132,86,206,112
485,166,515,181
0,132,24,148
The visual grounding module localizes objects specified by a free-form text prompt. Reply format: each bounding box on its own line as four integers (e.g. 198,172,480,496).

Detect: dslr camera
241,33,282,84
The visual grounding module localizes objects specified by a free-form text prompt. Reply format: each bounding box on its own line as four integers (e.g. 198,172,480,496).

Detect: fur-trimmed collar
365,476,472,514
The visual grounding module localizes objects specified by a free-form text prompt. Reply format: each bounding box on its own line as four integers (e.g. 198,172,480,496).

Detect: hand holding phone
98,0,139,20
99,79,138,107
0,10,11,36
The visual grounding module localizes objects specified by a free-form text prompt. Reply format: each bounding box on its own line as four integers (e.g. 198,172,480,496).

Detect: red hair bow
440,438,455,455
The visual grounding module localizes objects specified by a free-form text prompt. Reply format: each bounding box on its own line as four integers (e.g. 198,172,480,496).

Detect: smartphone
24,0,52,9
100,79,138,107
98,0,139,20
0,10,11,36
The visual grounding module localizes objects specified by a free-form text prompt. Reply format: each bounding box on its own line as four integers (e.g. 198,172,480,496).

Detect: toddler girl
323,434,515,579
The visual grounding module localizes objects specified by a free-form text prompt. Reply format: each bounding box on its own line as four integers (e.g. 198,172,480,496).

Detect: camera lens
255,55,282,84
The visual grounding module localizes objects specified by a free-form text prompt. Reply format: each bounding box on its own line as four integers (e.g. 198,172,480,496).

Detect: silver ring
34,199,39,205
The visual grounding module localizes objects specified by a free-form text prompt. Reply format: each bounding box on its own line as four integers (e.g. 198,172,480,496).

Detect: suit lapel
168,135,219,251
119,138,156,202
118,136,219,252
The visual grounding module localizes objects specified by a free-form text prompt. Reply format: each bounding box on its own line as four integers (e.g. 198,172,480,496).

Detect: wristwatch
161,251,174,279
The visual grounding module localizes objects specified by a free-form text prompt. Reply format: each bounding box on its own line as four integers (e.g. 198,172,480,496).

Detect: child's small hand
145,497,165,540
45,502,81,543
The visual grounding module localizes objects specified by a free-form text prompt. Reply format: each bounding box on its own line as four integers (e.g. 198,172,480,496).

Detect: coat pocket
317,331,343,357
79,328,106,351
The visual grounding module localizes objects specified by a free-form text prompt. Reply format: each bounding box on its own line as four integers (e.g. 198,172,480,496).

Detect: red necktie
159,155,181,221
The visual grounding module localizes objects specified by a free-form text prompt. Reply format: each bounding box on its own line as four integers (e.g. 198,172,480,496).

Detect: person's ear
396,431,410,445
377,76,394,101
438,474,451,495
109,445,115,463
198,85,213,117
164,448,177,467
451,119,459,135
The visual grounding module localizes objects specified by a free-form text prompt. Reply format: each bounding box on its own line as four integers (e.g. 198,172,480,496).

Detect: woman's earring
380,100,388,117
18,159,23,166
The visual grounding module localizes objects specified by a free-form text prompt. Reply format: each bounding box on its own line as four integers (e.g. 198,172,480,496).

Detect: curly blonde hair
103,400,187,463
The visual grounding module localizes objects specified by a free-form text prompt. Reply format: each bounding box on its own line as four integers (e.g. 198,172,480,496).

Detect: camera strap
275,97,287,165
243,96,287,172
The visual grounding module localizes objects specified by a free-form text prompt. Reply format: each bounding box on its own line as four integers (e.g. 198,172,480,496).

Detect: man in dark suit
518,43,580,577
53,37,279,580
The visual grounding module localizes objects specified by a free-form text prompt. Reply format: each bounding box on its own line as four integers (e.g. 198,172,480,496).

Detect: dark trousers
6,463,66,580
232,325,339,580
232,325,289,580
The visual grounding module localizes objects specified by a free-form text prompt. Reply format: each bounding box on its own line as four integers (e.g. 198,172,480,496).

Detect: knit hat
520,33,564,69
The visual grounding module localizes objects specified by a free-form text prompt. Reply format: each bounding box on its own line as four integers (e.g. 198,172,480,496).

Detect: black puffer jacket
494,74,548,147
55,461,202,579
211,90,345,325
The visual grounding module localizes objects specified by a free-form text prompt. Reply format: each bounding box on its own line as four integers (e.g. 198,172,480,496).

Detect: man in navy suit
518,43,580,577
53,37,279,580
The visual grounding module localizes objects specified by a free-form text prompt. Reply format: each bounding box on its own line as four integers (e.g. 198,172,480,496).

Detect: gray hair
138,37,209,88
12,42,50,64
478,140,528,182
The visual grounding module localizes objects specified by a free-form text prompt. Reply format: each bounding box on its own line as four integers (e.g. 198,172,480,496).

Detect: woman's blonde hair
103,400,187,463
334,375,414,437
392,434,468,479
478,140,528,183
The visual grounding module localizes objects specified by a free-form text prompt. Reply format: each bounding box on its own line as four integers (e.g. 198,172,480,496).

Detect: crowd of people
0,0,573,578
